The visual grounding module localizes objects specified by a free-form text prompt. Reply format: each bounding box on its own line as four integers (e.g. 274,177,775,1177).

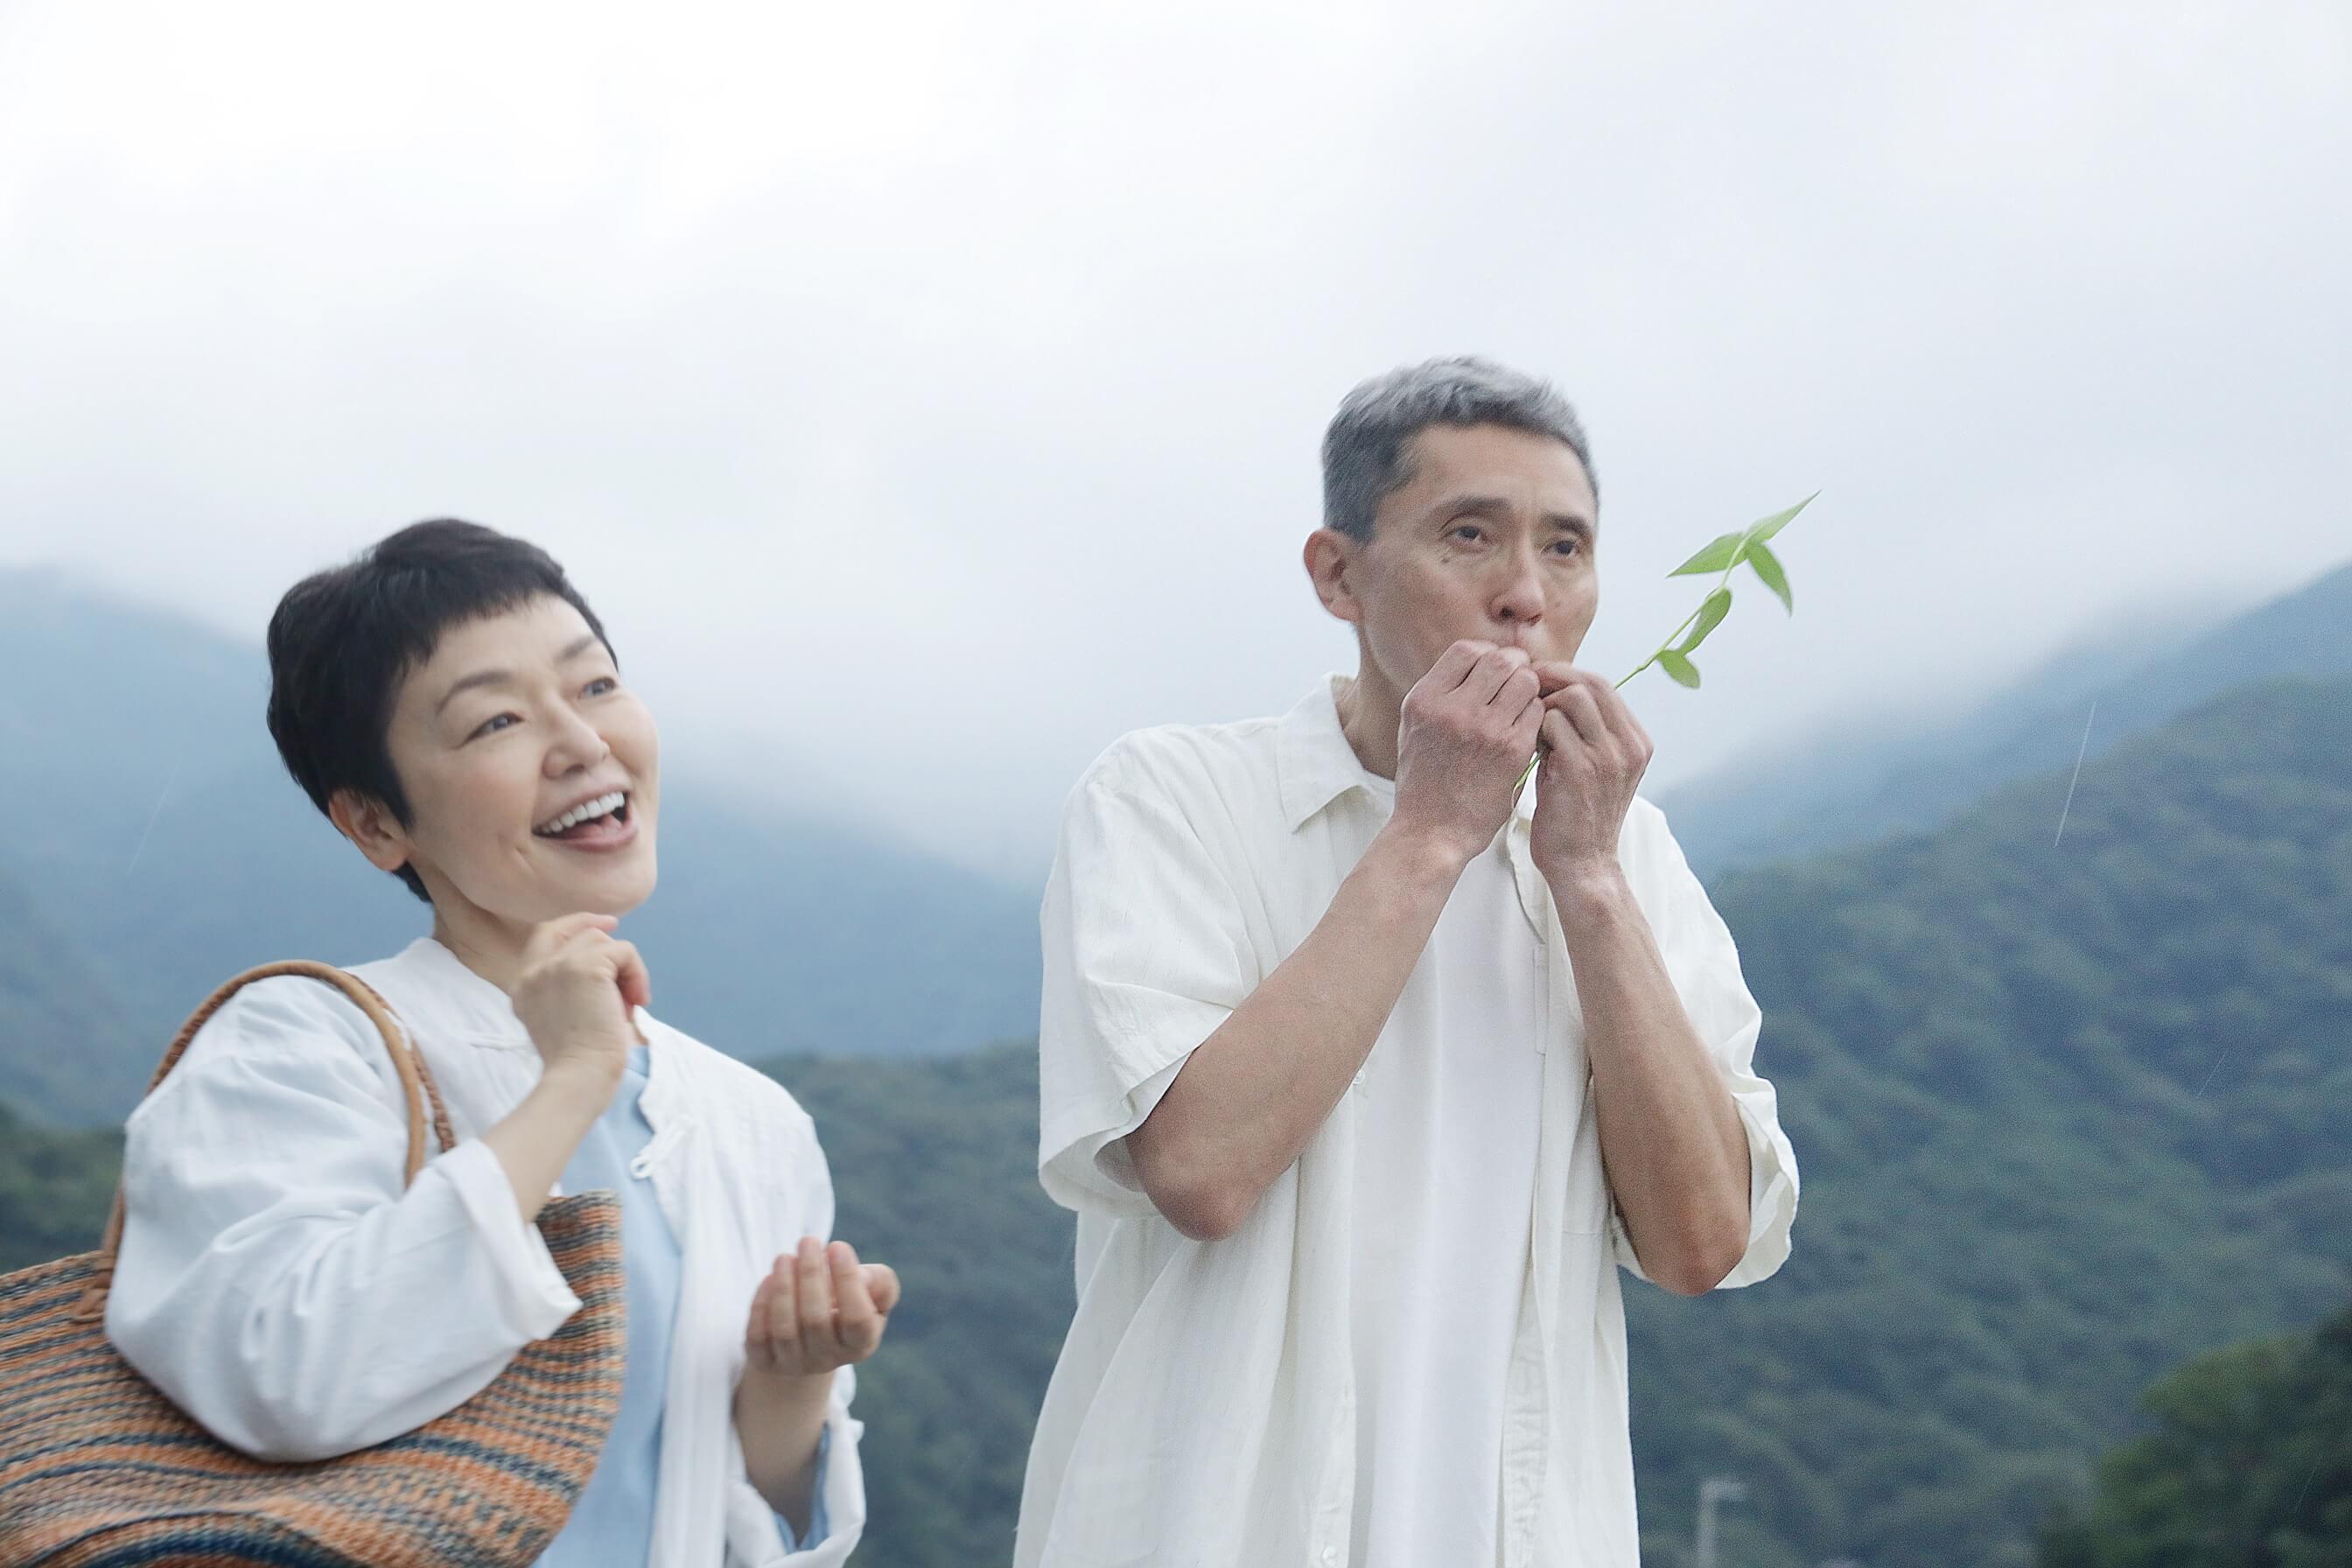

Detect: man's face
374,593,661,926
1329,422,1600,694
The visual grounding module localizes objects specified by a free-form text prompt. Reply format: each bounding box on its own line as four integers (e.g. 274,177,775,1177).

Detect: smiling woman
94,520,900,1567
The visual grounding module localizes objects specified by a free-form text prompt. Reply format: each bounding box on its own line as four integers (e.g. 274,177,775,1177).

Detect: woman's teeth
535,791,627,836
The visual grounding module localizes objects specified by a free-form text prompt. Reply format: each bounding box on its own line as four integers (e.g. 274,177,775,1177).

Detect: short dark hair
265,519,615,901
1321,354,1597,542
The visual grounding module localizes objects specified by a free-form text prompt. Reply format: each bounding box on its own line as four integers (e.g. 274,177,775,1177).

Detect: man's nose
1492,548,1545,626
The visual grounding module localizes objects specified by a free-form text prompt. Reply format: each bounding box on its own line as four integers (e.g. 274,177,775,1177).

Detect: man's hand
1392,640,1547,868
510,914,651,1096
1527,663,1654,886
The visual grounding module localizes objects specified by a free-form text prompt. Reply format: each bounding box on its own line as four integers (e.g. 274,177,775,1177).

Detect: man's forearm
1552,864,1750,1295
1124,822,1466,1240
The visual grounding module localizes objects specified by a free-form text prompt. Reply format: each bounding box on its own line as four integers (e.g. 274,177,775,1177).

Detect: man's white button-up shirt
1017,676,1799,1568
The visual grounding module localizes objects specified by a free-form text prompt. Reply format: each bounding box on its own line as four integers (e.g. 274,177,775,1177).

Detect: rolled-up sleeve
1037,749,1256,1218
1607,805,1800,1290
723,1392,865,1567
105,976,580,1461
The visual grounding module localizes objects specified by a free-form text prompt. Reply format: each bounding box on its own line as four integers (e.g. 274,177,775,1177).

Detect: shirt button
1322,1550,1337,1564
1351,1071,1366,1092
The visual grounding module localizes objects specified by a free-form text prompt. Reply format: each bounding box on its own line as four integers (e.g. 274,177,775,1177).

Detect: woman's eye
469,713,519,739
1452,523,1485,542
584,677,618,698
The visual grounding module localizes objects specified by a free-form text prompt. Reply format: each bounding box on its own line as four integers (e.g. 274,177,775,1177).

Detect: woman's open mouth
531,790,638,850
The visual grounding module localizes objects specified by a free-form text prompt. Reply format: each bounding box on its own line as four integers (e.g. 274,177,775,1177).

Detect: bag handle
73,962,458,1323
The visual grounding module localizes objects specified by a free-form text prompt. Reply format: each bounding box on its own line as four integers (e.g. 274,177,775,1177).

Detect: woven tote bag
0,962,627,1567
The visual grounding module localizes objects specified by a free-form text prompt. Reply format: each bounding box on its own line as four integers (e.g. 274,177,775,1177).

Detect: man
1016,357,1800,1567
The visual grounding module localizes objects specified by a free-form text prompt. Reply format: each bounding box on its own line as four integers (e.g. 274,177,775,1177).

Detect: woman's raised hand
511,914,652,1095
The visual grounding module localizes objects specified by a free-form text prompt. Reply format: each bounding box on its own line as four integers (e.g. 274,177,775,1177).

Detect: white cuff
1715,1097,1799,1290
724,1396,866,1567
437,1138,582,1340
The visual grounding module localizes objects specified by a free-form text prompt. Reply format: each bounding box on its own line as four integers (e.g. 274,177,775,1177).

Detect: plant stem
1516,558,1741,788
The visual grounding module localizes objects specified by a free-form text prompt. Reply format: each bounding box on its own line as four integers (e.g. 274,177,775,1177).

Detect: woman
105,519,894,1565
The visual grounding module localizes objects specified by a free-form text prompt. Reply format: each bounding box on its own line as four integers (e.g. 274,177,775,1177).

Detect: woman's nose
544,708,611,773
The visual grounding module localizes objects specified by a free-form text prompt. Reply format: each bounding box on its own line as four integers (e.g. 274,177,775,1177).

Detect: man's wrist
1369,818,1477,893
1542,858,1636,918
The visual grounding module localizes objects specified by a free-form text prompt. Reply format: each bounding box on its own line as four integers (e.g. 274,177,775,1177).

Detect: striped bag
0,962,627,1566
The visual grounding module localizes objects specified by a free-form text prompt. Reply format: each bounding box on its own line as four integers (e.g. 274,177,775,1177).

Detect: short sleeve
1608,803,1801,1289
1036,753,1256,1217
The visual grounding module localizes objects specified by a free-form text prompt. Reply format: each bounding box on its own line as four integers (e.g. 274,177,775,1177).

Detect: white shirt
1348,771,1547,1567
1018,676,1800,1568
107,936,869,1568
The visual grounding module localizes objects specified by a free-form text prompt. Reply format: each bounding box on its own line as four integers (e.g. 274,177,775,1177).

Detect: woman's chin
487,861,658,927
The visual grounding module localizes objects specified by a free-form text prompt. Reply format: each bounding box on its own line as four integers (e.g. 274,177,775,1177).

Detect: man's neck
1334,662,1407,781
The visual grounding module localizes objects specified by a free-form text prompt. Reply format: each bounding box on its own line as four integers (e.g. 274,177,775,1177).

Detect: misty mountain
0,569,1042,1123
1658,557,2352,878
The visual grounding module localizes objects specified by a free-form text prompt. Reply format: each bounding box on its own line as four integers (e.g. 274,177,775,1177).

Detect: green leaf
1658,648,1702,688
1678,586,1733,653
1669,530,1746,577
1742,492,1817,547
1746,541,1793,612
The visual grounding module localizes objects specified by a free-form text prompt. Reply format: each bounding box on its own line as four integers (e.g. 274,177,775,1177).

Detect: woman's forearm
734,1368,835,1535
479,1060,616,1222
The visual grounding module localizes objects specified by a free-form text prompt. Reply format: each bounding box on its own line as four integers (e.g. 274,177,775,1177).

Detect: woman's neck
428,908,533,995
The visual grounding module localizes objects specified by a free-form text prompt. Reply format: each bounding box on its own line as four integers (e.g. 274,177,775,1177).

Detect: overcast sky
3,1,2345,879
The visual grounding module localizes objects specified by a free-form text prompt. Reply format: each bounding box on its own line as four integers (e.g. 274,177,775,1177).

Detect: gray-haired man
1017,356,1800,1568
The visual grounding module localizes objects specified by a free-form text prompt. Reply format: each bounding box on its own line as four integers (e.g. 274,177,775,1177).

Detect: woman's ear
327,790,413,877
1303,528,1366,626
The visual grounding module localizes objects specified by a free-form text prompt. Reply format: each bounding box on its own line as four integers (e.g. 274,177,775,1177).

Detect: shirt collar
1278,674,1537,833
386,935,532,1043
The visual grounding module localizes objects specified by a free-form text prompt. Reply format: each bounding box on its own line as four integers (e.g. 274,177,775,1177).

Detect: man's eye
1452,523,1485,542
584,677,618,698
1551,539,1581,556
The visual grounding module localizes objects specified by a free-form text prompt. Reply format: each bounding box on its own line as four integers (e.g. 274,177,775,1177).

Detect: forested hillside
4,674,2344,1566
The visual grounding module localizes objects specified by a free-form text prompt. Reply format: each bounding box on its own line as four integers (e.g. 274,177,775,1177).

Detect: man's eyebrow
557,633,604,662
1432,494,1597,541
1432,492,1514,520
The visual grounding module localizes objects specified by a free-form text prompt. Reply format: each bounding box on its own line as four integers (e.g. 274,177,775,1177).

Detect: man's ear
1304,528,1366,626
327,789,412,877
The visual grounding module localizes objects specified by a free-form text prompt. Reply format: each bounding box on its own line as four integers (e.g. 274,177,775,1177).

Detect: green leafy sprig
1513,493,1816,794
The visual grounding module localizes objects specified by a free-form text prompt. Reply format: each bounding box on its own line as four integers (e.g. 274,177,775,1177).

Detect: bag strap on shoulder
72,962,459,1322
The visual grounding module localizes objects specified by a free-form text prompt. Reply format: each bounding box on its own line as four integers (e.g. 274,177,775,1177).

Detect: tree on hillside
2038,1298,2352,1567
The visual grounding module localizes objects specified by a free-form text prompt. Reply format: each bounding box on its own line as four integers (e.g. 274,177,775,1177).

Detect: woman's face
366,593,660,931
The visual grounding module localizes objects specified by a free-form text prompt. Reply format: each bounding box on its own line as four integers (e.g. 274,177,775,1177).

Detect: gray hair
1320,354,1597,542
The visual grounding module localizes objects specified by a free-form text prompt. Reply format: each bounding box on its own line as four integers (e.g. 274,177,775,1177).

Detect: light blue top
540,1046,829,1563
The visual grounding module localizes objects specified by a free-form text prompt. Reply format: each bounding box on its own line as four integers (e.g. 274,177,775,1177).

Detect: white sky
4,0,2345,878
